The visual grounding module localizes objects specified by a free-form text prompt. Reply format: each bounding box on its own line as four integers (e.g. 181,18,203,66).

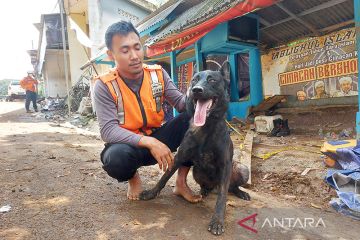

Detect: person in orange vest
20,71,39,113
93,21,201,202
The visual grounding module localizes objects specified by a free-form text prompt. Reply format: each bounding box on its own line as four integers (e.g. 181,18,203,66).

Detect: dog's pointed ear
220,61,230,84
192,64,198,76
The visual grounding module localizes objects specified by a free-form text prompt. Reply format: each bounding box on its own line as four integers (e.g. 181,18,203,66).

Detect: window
237,53,250,101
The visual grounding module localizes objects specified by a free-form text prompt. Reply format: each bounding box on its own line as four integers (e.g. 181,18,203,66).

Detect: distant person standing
20,71,38,113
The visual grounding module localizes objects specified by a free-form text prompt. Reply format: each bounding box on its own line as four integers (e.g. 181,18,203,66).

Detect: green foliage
0,79,13,95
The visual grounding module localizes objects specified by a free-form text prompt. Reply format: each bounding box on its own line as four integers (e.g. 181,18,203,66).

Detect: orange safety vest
96,64,165,135
20,76,38,92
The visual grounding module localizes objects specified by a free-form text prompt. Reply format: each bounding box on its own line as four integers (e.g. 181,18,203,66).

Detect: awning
137,0,183,34
80,47,110,70
145,0,277,57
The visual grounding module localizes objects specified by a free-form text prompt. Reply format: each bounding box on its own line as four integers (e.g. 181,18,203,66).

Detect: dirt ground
1,101,360,240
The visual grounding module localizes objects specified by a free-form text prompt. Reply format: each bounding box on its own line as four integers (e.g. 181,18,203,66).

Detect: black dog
140,62,250,235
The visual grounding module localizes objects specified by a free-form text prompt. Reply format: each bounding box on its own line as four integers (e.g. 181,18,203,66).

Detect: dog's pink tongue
194,99,212,127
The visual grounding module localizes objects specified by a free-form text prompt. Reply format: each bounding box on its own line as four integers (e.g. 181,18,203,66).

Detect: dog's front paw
200,187,210,197
239,191,251,201
208,217,225,235
233,188,251,201
139,189,159,200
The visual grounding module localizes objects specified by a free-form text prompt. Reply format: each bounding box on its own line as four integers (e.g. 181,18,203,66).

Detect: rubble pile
39,97,68,119
69,114,95,128
37,76,94,129
66,79,90,112
318,127,355,140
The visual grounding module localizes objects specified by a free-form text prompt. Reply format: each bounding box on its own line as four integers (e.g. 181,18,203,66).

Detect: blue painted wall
201,23,229,51
142,15,264,120
355,0,360,140
249,48,263,106
198,19,263,120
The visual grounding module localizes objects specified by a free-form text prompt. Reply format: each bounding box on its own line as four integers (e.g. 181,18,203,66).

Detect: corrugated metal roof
140,0,355,50
137,0,183,33
257,4,289,24
258,0,354,48
137,0,179,26
145,0,243,45
281,0,328,14
303,1,353,29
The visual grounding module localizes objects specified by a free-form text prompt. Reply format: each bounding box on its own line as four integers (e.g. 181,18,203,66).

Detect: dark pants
25,90,37,111
101,112,191,182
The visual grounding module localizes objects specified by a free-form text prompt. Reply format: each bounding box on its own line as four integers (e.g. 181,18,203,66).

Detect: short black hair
105,21,140,50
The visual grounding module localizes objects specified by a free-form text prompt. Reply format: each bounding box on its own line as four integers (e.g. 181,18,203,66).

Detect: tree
0,79,15,96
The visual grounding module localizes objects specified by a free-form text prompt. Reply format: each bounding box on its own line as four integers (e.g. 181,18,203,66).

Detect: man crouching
93,21,201,202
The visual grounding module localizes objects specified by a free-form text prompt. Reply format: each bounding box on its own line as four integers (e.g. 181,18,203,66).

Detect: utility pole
59,0,71,116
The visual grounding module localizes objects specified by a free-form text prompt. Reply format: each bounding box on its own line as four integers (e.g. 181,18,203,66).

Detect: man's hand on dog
139,136,174,172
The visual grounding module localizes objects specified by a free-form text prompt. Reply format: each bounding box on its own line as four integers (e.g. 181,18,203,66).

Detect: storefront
85,0,360,136
139,0,276,118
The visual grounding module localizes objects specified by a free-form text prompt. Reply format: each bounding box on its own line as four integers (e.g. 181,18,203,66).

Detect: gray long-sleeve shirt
93,68,185,146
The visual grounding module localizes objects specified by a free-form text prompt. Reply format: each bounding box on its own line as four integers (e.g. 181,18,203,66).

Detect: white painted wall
261,55,281,97
67,14,90,86
88,0,151,57
262,72,281,97
43,50,71,97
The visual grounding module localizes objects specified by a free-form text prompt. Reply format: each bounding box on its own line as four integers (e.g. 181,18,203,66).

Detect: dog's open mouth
193,97,217,127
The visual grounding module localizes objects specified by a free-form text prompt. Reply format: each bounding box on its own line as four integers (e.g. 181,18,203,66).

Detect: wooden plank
240,130,254,184
251,95,287,113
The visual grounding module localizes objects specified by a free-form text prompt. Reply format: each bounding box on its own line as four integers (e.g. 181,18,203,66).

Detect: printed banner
147,29,211,58
262,27,358,100
177,62,194,94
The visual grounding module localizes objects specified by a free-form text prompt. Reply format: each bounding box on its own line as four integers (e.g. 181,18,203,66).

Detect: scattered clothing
330,198,360,220
321,140,360,170
325,168,360,220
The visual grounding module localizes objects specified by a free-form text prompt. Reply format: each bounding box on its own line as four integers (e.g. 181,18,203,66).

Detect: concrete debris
326,122,343,128
37,98,97,130
319,128,354,140
40,97,64,111
262,173,272,181
6,166,35,173
70,114,95,128
253,136,261,144
0,205,11,213
77,97,93,115
131,220,142,225
38,75,91,123
301,167,315,176
231,117,246,126
318,128,324,138
339,128,353,138
226,200,240,207
284,195,296,200
311,203,322,209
